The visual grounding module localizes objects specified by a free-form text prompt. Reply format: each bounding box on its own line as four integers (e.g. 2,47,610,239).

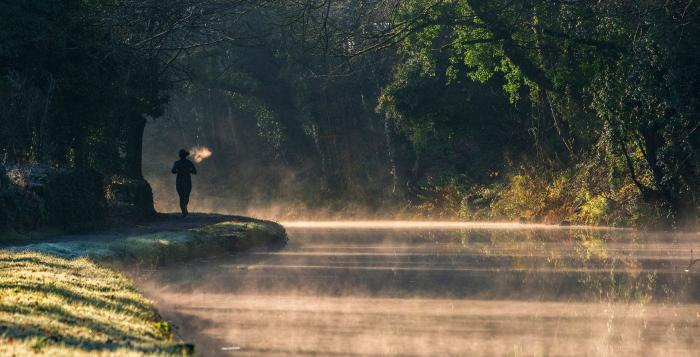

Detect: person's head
178,149,189,159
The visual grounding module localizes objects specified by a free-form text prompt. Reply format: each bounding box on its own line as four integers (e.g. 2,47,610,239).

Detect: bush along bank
407,159,696,230
0,164,156,242
1,217,287,356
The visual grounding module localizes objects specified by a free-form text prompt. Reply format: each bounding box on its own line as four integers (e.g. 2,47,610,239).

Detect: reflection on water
131,224,700,356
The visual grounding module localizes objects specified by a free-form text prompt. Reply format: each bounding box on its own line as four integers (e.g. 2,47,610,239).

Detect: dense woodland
1,0,699,231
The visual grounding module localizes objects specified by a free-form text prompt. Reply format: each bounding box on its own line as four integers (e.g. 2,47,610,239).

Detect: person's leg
182,189,190,216
176,184,187,217
179,194,187,216
176,180,192,217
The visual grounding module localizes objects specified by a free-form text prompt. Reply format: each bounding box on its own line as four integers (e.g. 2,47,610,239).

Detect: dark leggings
176,183,191,216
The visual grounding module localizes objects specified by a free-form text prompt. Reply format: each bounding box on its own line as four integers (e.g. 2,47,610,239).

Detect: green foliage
406,151,646,226
226,92,288,158
0,0,169,170
0,0,173,230
4,0,698,227
370,0,700,227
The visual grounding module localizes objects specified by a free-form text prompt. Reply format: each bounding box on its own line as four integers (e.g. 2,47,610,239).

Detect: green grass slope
0,218,287,356
0,252,190,356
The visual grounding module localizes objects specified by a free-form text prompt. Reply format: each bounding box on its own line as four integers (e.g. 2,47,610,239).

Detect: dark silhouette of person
172,149,197,217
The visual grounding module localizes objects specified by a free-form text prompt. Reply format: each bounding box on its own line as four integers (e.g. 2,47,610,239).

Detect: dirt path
2,213,265,248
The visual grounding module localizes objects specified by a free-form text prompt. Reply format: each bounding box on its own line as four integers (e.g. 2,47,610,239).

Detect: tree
358,0,700,227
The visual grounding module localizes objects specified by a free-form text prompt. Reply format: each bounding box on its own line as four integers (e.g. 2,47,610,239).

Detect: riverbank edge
0,217,287,356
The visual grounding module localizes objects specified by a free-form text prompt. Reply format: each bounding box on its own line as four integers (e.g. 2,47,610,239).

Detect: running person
171,149,197,217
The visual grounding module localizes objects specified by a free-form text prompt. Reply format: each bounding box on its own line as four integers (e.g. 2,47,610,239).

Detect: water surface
132,223,700,356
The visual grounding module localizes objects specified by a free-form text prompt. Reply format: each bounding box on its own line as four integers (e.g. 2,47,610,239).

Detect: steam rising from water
280,220,629,230
131,226,700,356
190,146,212,163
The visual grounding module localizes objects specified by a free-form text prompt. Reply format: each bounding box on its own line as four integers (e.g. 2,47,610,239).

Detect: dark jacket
172,159,197,190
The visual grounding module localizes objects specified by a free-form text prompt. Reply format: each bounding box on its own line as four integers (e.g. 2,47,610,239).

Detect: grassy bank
16,220,287,265
0,217,287,356
0,252,189,356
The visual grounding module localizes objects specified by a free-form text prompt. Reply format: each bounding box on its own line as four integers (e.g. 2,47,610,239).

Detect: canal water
131,223,700,356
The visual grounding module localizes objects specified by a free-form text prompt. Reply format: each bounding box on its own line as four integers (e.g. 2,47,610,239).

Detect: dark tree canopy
2,0,699,229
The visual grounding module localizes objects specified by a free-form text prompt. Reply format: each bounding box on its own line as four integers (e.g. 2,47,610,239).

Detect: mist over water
129,223,700,356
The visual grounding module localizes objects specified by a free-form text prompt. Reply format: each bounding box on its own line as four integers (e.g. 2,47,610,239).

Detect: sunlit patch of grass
0,219,285,354
0,219,285,355
0,251,191,356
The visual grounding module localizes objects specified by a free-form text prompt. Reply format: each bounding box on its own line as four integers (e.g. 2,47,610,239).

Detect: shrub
492,173,549,220
413,158,642,227
0,165,8,189
105,176,156,221
0,185,45,231
40,168,107,225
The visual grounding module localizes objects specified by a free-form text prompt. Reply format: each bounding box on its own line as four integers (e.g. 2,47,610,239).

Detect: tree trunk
125,115,146,179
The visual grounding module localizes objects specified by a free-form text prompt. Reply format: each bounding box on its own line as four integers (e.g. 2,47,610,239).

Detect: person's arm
190,162,197,175
171,162,177,174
